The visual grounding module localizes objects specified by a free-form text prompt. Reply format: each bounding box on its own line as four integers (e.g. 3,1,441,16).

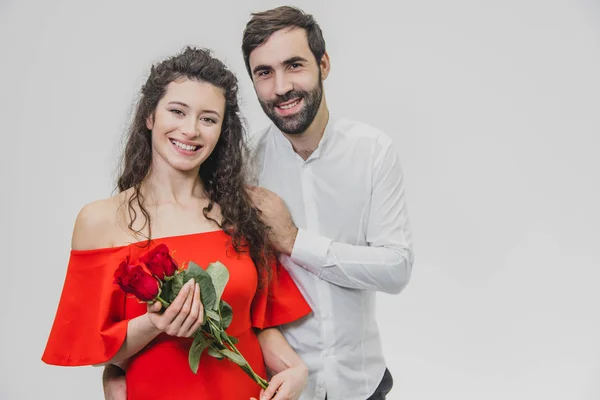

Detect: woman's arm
257,328,306,375
73,202,205,365
98,275,203,399
103,313,161,364
255,328,307,400
101,279,202,364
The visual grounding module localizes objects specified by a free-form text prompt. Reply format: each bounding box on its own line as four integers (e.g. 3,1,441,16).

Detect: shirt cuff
290,228,332,274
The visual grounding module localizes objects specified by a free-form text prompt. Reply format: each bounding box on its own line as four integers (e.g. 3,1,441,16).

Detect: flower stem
225,337,269,389
155,296,170,309
201,313,269,389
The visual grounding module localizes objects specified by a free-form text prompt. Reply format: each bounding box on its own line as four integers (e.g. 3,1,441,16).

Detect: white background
1,0,599,399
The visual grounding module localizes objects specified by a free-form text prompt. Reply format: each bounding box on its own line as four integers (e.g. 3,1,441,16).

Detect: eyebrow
167,101,221,117
252,56,310,75
283,56,309,66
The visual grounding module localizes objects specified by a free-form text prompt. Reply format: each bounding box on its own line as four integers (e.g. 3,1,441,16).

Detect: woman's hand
146,279,204,337
251,364,308,400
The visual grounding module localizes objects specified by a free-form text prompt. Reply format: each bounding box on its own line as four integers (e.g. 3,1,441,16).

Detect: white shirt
249,116,414,400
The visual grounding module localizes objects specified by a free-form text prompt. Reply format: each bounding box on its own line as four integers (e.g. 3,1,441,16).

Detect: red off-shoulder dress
42,230,311,399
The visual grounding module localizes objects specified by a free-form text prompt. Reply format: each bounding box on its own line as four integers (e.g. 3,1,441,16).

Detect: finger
167,280,195,335
148,301,162,313
247,190,261,202
197,283,204,323
186,285,204,336
181,283,201,336
270,384,288,400
248,187,266,198
162,279,194,327
261,376,283,400
270,380,293,400
250,389,265,400
254,187,271,197
188,318,204,338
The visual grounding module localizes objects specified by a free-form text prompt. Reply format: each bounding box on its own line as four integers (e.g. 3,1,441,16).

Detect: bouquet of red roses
113,244,268,389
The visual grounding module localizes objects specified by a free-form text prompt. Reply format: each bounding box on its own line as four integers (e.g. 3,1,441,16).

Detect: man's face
249,27,327,134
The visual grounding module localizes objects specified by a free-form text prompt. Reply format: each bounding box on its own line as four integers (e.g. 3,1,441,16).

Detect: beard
259,79,323,135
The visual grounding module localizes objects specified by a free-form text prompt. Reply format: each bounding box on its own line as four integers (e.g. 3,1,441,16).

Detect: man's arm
290,143,413,294
102,364,127,400
250,143,413,294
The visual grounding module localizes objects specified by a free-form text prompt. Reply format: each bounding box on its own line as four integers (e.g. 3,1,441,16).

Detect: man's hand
102,364,127,400
248,186,298,256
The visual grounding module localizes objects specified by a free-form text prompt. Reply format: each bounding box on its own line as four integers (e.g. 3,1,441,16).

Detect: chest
258,148,374,240
115,198,222,245
123,233,258,335
152,203,220,234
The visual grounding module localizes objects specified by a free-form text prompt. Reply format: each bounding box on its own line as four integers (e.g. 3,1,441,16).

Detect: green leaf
220,349,246,366
160,280,171,304
206,262,229,310
220,300,233,329
185,262,204,276
205,309,221,322
228,336,239,345
169,273,184,303
209,321,223,344
220,330,229,342
200,322,211,334
188,334,209,374
207,347,224,359
184,262,217,310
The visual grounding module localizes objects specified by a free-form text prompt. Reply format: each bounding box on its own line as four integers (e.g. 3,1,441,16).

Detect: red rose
139,244,179,280
114,257,160,302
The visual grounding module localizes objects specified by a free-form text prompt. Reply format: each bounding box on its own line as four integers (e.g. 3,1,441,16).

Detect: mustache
267,90,307,107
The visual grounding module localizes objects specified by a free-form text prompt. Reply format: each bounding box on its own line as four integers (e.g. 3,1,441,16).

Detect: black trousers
325,368,393,400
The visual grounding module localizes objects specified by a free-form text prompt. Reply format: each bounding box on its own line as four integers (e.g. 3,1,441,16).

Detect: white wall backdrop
1,0,599,399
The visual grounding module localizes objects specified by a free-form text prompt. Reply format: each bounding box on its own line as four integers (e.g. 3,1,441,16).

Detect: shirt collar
271,113,336,163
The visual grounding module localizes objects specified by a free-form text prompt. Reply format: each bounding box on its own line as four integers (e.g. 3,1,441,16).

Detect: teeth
172,140,198,151
279,99,300,110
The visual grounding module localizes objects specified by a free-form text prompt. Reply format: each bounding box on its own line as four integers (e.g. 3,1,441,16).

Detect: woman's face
147,78,226,174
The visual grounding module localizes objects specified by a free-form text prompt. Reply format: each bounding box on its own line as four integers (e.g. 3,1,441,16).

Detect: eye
201,117,217,124
170,109,185,116
290,63,301,69
257,70,270,77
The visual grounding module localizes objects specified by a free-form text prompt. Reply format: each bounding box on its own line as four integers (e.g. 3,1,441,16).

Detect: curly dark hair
117,46,273,284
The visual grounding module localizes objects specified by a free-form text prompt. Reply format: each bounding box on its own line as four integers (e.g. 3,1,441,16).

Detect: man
243,6,414,400
103,6,413,400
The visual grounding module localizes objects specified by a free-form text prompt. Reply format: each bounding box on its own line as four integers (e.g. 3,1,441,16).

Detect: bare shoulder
71,194,124,250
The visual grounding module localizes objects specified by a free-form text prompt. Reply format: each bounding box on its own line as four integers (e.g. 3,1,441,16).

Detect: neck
142,161,205,206
283,98,329,161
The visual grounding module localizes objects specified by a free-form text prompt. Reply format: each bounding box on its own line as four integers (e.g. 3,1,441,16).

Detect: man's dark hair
242,6,326,78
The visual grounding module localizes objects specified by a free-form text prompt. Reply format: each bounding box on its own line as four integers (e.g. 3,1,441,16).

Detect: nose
180,116,199,138
274,72,293,97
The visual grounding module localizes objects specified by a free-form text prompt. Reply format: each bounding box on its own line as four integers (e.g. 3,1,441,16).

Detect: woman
42,47,311,400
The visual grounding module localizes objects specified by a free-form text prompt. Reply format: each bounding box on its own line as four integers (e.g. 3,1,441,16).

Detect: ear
319,51,331,81
146,114,154,131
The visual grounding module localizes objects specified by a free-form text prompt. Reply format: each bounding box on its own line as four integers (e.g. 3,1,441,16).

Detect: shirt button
316,382,326,396
323,348,333,356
